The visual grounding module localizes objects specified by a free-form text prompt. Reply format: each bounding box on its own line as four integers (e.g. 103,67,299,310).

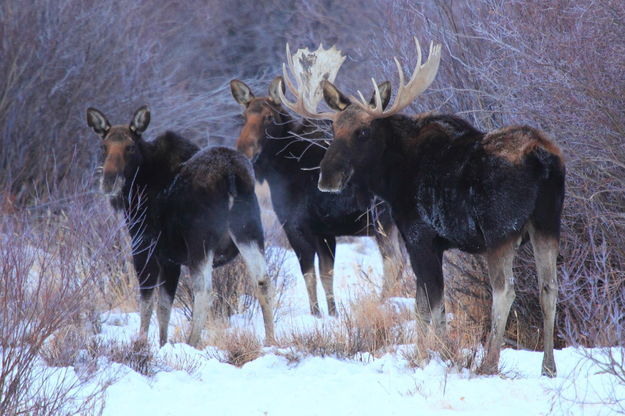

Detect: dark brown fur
231,78,404,314
317,81,565,377
86,106,275,347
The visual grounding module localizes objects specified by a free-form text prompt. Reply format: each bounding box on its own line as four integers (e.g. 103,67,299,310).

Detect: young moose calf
86,106,275,347
280,39,565,376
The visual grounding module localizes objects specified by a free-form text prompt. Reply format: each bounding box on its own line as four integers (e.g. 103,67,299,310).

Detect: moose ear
86,107,111,137
268,76,285,104
230,79,255,106
321,80,350,112
369,81,392,110
130,105,150,134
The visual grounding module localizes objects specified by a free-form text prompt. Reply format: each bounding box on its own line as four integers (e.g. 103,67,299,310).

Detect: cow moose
230,75,403,316
279,39,565,376
86,106,275,347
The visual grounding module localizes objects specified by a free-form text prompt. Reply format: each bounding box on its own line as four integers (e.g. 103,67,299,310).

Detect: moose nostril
102,174,118,190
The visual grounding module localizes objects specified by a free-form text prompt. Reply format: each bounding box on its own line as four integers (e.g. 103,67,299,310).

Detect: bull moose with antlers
279,39,565,376
230,65,403,316
86,106,275,347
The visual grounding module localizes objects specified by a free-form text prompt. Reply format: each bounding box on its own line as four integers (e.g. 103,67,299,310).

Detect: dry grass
279,293,415,362
206,328,263,367
402,318,481,372
279,325,346,362
341,295,414,356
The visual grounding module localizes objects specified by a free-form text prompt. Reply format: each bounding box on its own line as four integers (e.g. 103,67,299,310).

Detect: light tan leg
231,236,276,345
139,289,155,339
317,237,337,316
157,286,173,347
303,268,320,316
479,239,517,374
188,252,214,348
376,225,403,298
529,225,559,377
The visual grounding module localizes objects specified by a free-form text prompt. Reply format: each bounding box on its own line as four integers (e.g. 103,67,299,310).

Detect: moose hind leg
157,263,180,347
229,195,275,345
231,236,276,345
188,252,214,348
529,225,559,377
139,288,156,339
479,239,517,375
288,231,320,316
316,237,337,316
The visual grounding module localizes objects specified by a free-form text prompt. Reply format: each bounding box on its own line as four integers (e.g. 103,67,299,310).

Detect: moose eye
356,128,370,141
126,145,136,154
266,114,275,123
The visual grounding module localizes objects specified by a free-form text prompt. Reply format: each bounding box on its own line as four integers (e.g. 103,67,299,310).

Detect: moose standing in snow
230,69,403,316
86,106,275,347
279,39,564,376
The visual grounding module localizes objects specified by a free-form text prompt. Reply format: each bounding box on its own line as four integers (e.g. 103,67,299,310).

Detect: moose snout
236,140,259,161
101,173,124,196
318,166,353,193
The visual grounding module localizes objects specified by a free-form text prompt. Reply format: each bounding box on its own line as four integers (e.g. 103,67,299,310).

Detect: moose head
86,106,150,198
230,77,289,161
278,38,441,192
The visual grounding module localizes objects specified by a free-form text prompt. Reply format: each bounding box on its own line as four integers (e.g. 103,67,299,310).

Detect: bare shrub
41,325,95,370
160,352,203,377
360,0,625,356
0,0,246,205
0,207,107,414
89,337,158,377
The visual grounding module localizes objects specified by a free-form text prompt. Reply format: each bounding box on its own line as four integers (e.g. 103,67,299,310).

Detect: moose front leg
133,251,160,341
316,236,337,316
405,239,445,329
157,262,181,347
287,230,320,316
375,224,403,298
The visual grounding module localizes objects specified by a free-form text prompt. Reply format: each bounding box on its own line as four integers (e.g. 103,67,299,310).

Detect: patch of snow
34,238,625,415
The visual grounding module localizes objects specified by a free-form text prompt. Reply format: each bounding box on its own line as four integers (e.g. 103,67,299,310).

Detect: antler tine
353,38,441,118
384,38,441,116
356,90,368,107
371,78,383,112
283,44,300,96
351,77,384,115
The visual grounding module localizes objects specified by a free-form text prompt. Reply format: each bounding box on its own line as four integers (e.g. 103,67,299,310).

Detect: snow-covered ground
53,239,625,414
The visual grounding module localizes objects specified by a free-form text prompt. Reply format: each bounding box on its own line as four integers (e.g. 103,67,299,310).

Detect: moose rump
156,148,275,347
